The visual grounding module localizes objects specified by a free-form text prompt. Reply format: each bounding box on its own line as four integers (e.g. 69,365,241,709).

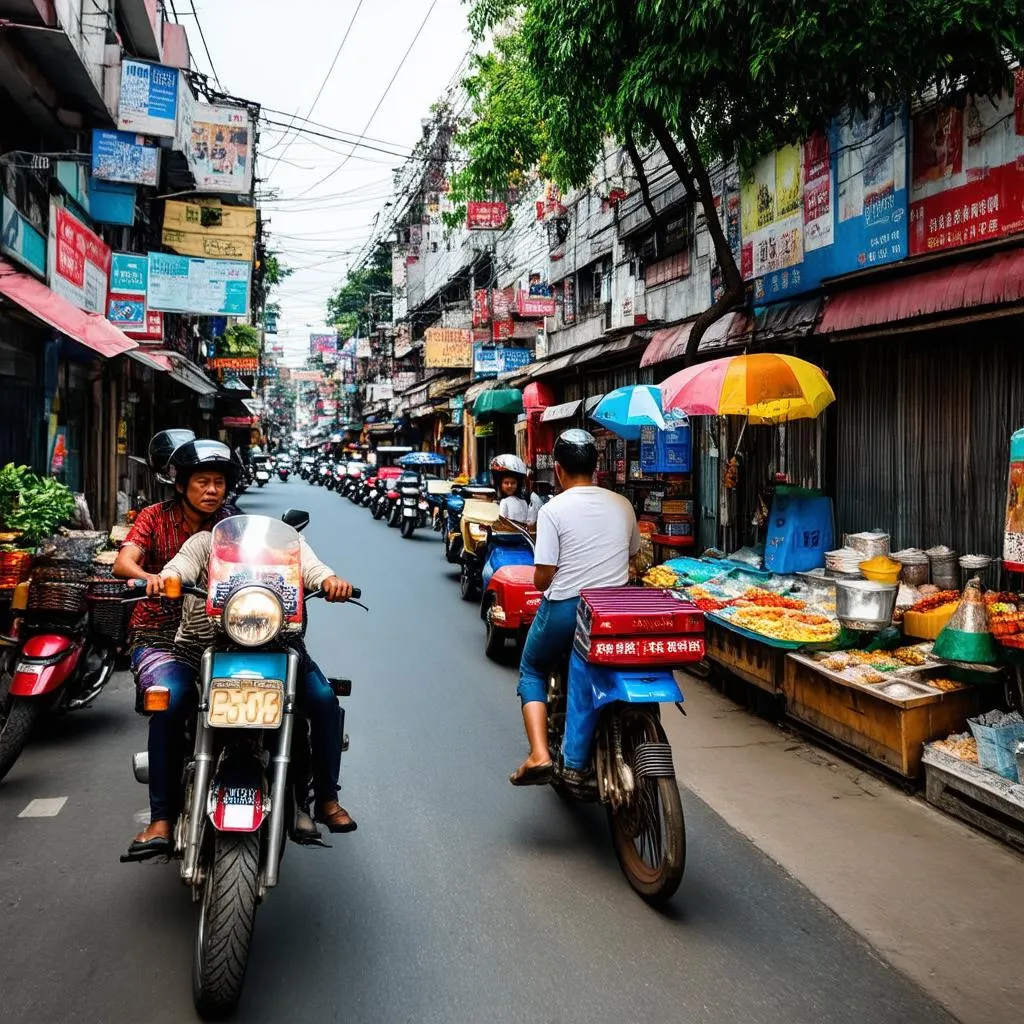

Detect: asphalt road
0,479,955,1024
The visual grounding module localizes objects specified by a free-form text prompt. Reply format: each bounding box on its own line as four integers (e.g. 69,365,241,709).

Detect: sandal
509,761,554,787
317,805,358,834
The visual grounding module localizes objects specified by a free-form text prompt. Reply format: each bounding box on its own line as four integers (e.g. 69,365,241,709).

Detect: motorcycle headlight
222,586,284,647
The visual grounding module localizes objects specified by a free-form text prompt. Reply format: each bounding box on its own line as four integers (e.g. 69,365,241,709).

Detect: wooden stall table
704,616,787,695
784,653,980,779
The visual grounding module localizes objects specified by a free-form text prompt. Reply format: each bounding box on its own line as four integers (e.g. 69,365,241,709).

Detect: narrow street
0,480,954,1024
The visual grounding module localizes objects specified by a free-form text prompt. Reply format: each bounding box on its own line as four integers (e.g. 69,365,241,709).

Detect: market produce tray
705,611,805,650
922,746,1024,854
788,653,957,706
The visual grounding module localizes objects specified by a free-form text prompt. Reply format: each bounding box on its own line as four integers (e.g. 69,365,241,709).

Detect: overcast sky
185,0,471,363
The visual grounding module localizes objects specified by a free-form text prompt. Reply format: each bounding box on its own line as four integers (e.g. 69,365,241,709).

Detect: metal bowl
834,579,899,630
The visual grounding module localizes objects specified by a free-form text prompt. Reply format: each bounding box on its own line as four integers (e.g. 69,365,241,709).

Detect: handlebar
121,578,365,609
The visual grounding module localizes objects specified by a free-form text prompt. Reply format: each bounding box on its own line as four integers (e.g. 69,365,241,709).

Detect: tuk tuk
445,485,496,565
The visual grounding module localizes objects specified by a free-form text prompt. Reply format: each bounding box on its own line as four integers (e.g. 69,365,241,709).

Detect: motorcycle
254,466,271,488
478,531,537,660
121,511,365,1018
299,456,315,481
0,564,119,781
444,485,495,565
458,498,501,600
317,463,334,489
357,474,376,507
277,465,290,482
398,474,430,539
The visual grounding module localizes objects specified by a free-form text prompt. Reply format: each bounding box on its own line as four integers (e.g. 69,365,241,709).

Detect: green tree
326,242,393,339
217,323,261,356
460,0,1022,360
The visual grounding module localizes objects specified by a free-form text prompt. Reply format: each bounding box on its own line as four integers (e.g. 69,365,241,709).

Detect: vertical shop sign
909,78,1024,255
562,277,576,325
473,288,490,326
107,252,148,329
47,204,111,313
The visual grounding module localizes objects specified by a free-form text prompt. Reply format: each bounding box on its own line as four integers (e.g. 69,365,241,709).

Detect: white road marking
17,797,68,818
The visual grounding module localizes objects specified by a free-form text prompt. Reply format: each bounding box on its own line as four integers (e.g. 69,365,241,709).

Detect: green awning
473,388,523,418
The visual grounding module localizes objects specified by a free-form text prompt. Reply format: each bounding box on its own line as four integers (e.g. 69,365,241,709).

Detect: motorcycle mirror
281,509,310,532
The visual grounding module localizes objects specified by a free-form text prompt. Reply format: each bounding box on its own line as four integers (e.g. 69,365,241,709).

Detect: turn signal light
162,575,181,599
12,581,30,610
143,686,171,712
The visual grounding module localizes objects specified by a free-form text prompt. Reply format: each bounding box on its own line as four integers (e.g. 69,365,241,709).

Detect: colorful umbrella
398,452,447,467
659,353,834,424
590,385,668,440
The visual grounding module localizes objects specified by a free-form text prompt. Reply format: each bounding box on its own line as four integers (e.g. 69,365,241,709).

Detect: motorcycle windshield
206,515,304,626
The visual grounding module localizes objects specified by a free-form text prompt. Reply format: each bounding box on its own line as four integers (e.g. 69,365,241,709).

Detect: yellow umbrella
659,353,835,424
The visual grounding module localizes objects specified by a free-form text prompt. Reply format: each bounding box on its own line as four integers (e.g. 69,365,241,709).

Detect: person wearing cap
509,429,641,789
491,453,532,526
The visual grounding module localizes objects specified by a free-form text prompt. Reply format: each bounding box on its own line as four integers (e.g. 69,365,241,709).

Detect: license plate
402,507,417,517
208,678,284,729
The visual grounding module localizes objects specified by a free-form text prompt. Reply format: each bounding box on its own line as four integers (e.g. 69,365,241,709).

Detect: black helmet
169,439,243,490
553,429,598,477
147,429,195,484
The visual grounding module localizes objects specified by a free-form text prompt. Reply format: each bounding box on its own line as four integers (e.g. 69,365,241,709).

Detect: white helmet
490,453,528,493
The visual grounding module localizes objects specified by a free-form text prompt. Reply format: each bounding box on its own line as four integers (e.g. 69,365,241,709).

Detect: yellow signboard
424,328,473,368
161,200,256,260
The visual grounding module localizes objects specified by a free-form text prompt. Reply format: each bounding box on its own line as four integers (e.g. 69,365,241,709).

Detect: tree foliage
460,0,1023,360
217,323,261,356
326,242,393,339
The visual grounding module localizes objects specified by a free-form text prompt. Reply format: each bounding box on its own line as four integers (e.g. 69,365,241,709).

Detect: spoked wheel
193,832,261,1020
606,708,685,907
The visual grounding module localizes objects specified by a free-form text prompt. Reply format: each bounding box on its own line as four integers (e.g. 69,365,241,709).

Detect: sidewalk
663,673,1024,1024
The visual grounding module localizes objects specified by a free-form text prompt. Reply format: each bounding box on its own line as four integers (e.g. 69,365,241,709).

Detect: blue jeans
133,651,342,821
517,597,579,706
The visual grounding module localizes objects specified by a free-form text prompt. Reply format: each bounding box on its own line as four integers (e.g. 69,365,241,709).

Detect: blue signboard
473,344,534,379
148,252,250,317
90,179,136,226
744,104,909,305
1,197,46,278
107,252,148,329
91,129,159,186
118,60,180,138
640,423,692,474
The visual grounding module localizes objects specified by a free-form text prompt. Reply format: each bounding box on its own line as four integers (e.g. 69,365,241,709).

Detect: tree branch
623,131,665,252
645,109,745,364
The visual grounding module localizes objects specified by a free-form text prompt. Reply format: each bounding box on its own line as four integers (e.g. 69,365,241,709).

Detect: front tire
0,698,43,781
193,831,261,1020
484,618,509,661
400,518,415,539
606,709,685,907
372,501,385,521
460,564,478,602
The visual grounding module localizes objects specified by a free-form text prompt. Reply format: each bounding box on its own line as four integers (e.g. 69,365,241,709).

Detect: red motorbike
0,567,119,781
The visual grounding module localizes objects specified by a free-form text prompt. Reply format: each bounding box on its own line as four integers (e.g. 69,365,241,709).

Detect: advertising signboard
309,333,338,355
189,104,254,194
91,130,159,187
118,60,180,137
1,197,46,278
47,203,111,313
909,77,1024,255
147,252,250,316
741,104,909,303
466,201,508,230
515,291,556,317
126,309,163,342
208,357,259,372
424,327,473,368
161,200,256,260
472,345,534,379
107,252,148,329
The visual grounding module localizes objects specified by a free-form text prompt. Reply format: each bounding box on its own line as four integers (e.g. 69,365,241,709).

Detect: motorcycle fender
207,760,268,833
571,651,685,709
10,644,82,696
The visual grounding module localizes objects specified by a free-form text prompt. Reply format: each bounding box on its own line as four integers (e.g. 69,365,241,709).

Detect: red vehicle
0,573,119,781
482,564,543,660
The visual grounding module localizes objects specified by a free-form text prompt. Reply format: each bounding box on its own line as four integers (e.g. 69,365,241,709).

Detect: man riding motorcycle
509,429,641,788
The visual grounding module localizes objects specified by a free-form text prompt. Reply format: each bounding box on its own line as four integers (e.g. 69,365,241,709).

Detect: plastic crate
967,717,1024,781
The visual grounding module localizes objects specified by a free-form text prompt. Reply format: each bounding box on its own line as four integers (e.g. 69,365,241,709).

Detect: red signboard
208,357,259,371
472,288,490,326
492,319,514,341
222,416,253,428
125,309,164,341
491,287,513,320
466,201,508,230
48,204,111,313
909,79,1024,256
515,291,556,318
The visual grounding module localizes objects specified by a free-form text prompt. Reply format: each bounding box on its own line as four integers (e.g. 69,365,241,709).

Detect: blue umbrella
590,385,668,440
398,452,447,467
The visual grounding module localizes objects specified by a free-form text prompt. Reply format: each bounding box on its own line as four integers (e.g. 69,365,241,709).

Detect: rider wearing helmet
509,429,641,789
115,438,243,855
146,428,196,485
490,453,531,525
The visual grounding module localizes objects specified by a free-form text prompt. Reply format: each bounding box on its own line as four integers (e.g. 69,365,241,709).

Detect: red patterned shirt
124,500,234,641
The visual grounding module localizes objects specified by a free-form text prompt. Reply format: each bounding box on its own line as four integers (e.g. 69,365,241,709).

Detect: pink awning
640,311,750,367
0,259,137,358
818,248,1024,335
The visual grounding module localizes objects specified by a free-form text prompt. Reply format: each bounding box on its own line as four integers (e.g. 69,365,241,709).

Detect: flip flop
509,761,554,787
120,834,171,863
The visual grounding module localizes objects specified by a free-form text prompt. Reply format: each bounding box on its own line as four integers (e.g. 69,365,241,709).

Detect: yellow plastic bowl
860,560,900,584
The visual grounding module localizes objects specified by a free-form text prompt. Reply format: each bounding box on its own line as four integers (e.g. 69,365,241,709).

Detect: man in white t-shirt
509,429,640,788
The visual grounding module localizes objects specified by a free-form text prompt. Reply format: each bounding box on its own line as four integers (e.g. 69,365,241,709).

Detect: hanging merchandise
932,577,998,664
1003,426,1024,571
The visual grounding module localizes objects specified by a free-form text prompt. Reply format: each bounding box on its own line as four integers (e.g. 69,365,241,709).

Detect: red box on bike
574,587,705,667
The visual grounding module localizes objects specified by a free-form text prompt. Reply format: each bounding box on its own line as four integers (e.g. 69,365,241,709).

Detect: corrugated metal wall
824,319,1024,558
